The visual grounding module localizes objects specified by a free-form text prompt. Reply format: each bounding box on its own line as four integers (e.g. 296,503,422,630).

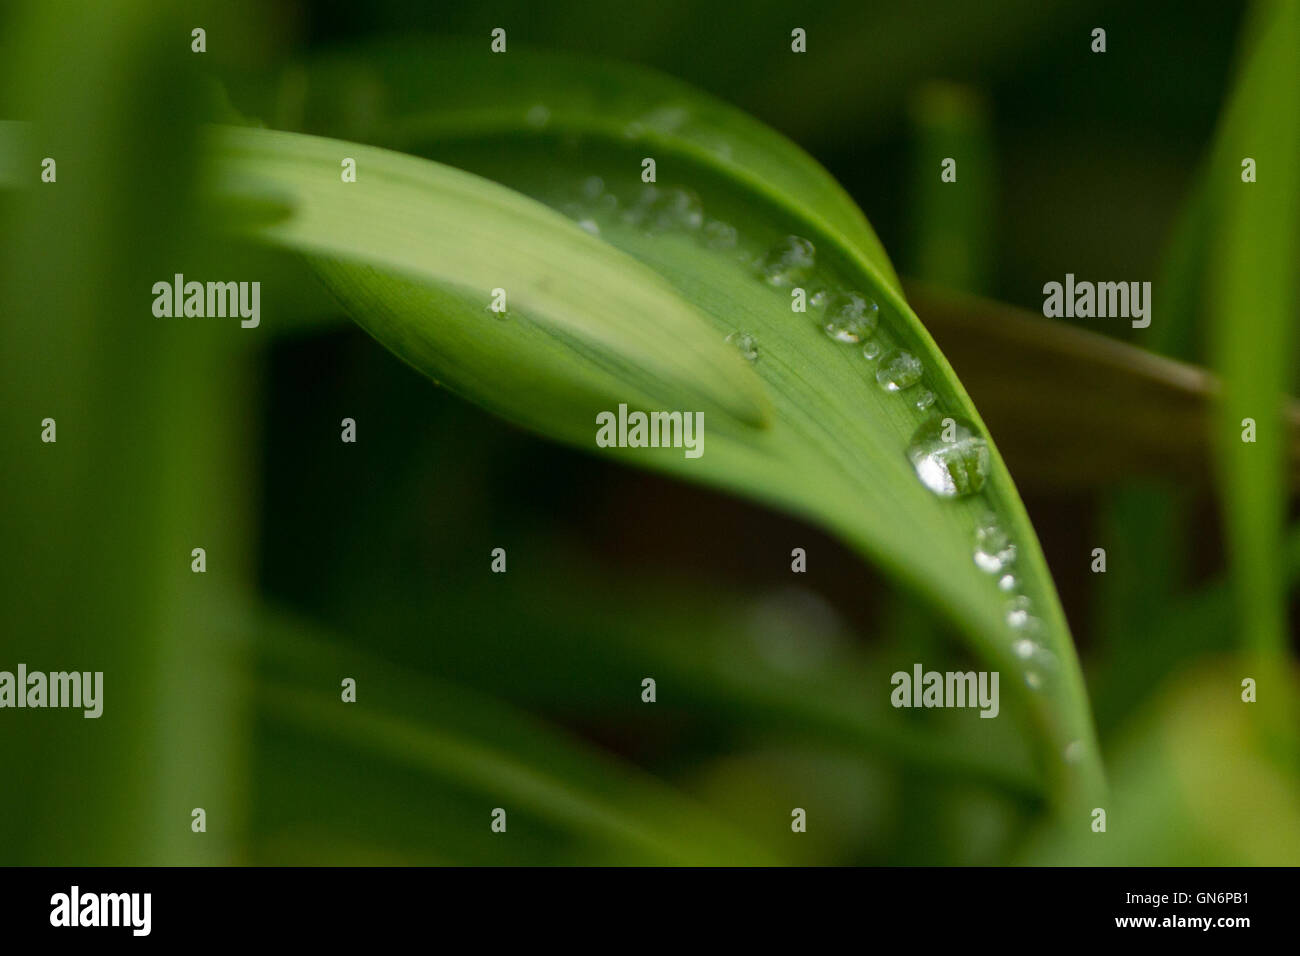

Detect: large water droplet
821,291,879,343
758,236,815,287
875,350,924,391
906,417,991,498
726,329,759,362
973,524,1017,574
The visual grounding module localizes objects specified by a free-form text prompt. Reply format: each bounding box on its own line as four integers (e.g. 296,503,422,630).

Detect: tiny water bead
821,291,879,344
758,235,816,287
1006,595,1034,629
525,104,551,128
645,186,703,232
997,573,1018,593
580,176,605,201
875,349,923,391
809,288,829,308
973,524,1017,574
862,340,881,360
701,219,738,249
1012,638,1038,660
914,390,936,411
725,329,759,362
1063,740,1083,764
905,417,991,498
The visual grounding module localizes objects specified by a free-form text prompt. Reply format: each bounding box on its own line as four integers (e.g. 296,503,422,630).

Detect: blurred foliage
1,0,1295,865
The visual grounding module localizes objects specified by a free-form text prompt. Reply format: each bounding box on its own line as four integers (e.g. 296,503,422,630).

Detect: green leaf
1205,0,1300,671
207,125,769,434
255,607,781,865
210,47,1104,809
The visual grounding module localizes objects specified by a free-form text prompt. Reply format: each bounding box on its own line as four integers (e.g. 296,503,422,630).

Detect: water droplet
821,291,879,344
862,340,881,360
577,218,600,236
905,416,991,498
702,219,738,249
525,104,551,128
1063,740,1083,764
973,525,1017,574
726,329,759,362
758,236,816,287
1012,638,1038,660
1018,644,1058,688
875,350,924,391
580,176,605,201
914,390,936,411
809,288,829,308
640,105,690,133
644,186,703,232
1006,595,1034,629
997,573,1018,592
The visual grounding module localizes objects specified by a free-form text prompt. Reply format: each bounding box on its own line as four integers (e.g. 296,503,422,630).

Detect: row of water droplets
757,234,1068,720
554,178,1066,719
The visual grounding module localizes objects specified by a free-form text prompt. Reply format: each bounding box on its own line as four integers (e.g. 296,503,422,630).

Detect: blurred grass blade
210,54,1105,809
905,84,995,295
257,609,780,865
906,282,1300,490
1206,0,1300,684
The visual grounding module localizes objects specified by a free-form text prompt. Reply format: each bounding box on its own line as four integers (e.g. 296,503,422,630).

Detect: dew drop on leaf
973,524,1017,574
525,104,551,128
875,349,923,391
645,186,703,232
701,219,738,249
757,235,815,287
725,329,759,362
821,291,879,343
906,416,990,498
